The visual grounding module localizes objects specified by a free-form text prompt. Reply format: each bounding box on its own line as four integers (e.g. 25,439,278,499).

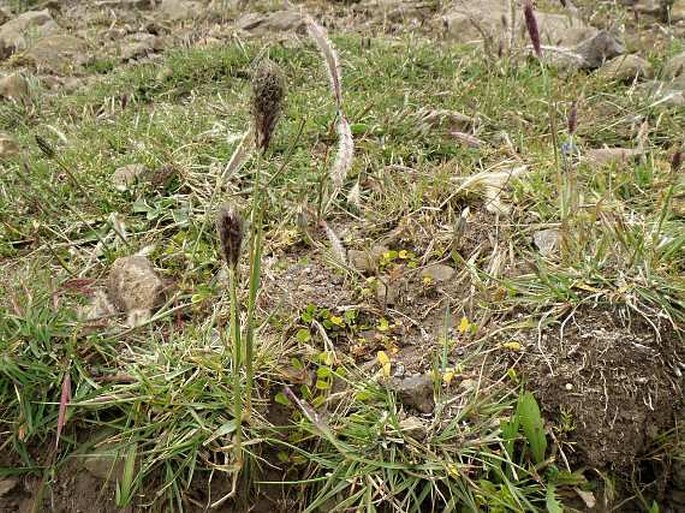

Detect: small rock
572,30,624,69
82,443,124,480
533,229,561,258
672,0,685,21
159,0,202,21
389,374,435,414
19,34,87,73
375,278,398,306
0,133,20,158
348,245,387,274
106,255,165,314
0,9,58,59
0,72,29,101
112,164,148,191
597,54,653,81
79,289,117,322
662,52,685,82
0,8,11,27
399,416,427,440
630,0,663,15
638,80,685,107
119,34,162,61
421,264,455,283
237,10,305,35
671,195,685,217
0,477,17,497
586,147,643,167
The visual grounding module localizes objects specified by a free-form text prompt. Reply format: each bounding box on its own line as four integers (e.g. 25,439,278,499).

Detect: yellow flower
458,316,470,334
502,341,522,352
377,351,391,377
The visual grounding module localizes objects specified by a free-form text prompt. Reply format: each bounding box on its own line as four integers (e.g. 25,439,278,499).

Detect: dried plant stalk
252,59,285,152
304,14,343,108
331,115,353,190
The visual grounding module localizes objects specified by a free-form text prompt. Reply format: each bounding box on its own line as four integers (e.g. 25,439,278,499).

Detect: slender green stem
244,159,264,420
228,265,242,466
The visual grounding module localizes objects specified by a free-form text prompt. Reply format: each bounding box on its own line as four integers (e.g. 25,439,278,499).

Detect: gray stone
112,164,148,191
237,10,305,35
0,9,58,59
442,0,594,48
533,229,560,258
399,416,427,439
106,255,165,314
420,264,455,283
375,278,398,306
82,443,124,480
119,34,162,61
159,0,202,21
662,52,685,81
586,148,643,167
0,72,29,101
572,30,624,69
389,374,435,413
0,133,19,158
19,34,87,73
629,0,663,15
348,245,387,274
597,54,653,81
671,0,685,21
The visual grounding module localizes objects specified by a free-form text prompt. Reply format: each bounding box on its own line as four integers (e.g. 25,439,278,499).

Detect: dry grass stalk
331,115,353,190
321,220,347,265
252,59,285,152
304,14,343,108
217,205,244,269
523,0,542,59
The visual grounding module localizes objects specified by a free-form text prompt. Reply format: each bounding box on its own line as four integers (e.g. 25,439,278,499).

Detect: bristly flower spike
217,205,244,270
568,100,578,136
523,0,542,59
252,58,285,153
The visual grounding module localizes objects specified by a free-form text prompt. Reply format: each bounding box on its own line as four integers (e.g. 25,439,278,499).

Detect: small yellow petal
502,341,522,352
458,316,470,334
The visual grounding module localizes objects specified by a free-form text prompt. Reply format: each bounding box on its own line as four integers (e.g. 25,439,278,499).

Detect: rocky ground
0,0,684,512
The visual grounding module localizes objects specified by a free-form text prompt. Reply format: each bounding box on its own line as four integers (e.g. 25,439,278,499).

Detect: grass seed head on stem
217,205,244,270
523,0,542,59
568,101,578,136
252,58,285,153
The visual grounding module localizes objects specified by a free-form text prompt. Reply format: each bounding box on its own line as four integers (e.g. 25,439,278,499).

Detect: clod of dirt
421,264,455,283
0,133,19,158
533,229,560,258
662,51,685,83
518,307,684,469
629,0,665,16
0,477,17,497
82,443,125,481
673,0,685,21
389,373,435,414
118,34,163,62
671,194,685,217
585,147,643,168
106,255,165,320
597,54,654,81
0,72,29,101
112,163,149,191
0,9,58,59
18,34,87,74
348,245,387,274
399,415,427,440
375,277,399,306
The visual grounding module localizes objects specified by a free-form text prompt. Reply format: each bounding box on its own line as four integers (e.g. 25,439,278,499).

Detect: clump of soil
515,306,684,470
